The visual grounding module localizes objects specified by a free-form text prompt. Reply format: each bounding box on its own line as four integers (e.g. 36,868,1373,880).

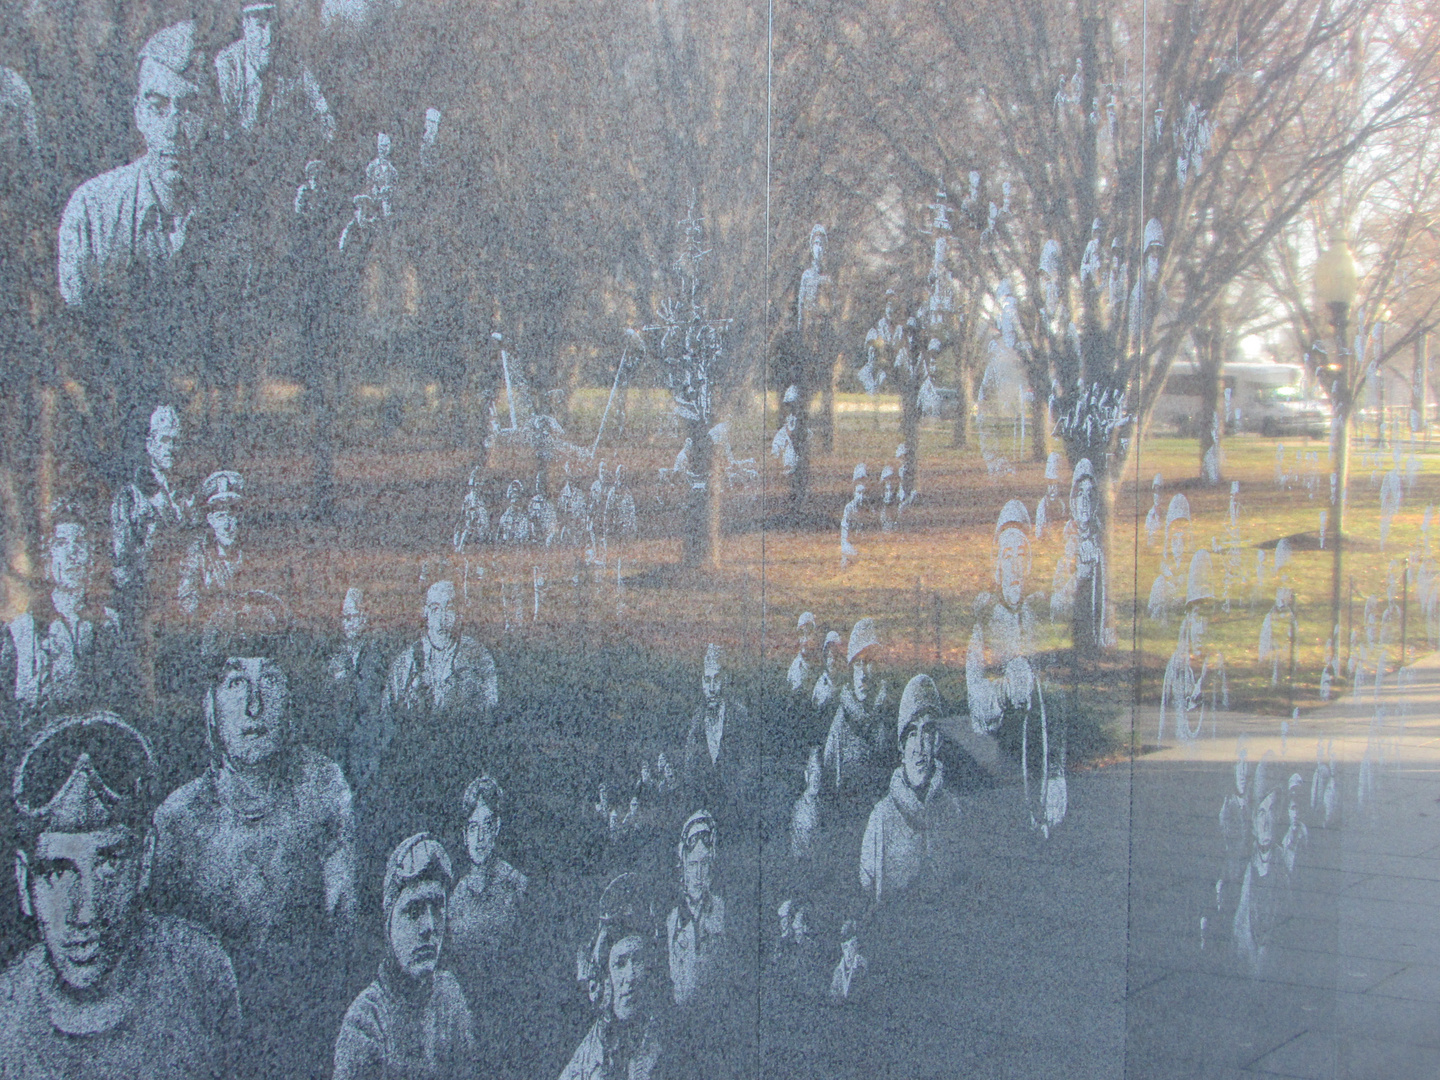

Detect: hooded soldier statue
967,500,1065,835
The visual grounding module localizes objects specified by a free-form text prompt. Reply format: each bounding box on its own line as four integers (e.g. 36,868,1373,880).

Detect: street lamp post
1314,230,1359,635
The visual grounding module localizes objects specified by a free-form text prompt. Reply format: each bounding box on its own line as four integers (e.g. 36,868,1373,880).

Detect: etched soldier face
1253,791,1277,863
702,662,723,705
852,655,873,699
824,645,841,677
133,62,204,188
811,233,825,268
424,581,457,649
608,935,646,1021
680,827,714,901
19,826,150,991
147,410,180,474
389,879,446,979
207,507,240,549
997,526,1028,608
465,799,498,867
1072,477,1095,530
48,523,93,592
901,716,938,789
210,657,287,767
798,623,813,654
342,589,367,641
242,6,275,71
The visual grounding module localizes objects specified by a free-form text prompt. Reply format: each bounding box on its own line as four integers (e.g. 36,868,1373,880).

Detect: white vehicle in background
1154,360,1330,438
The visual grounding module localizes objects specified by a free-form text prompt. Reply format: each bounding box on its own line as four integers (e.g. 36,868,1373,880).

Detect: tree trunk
1029,388,1049,463
682,419,719,569
900,381,921,493
1196,323,1224,484
819,355,836,452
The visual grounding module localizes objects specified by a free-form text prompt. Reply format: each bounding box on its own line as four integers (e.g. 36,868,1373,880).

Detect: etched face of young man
702,652,723,706
19,825,152,992
424,581,457,650
207,506,240,550
608,935,646,1022
208,656,288,768
147,407,180,475
390,877,446,980
133,52,205,200
1072,476,1095,531
679,819,714,904
242,3,276,72
464,796,498,868
900,713,939,791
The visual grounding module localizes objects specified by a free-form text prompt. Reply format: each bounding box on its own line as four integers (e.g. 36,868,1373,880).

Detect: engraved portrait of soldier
333,833,475,1080
151,600,356,1079
1,501,125,729
565,873,664,1080
0,715,242,1079
176,470,246,620
57,22,214,313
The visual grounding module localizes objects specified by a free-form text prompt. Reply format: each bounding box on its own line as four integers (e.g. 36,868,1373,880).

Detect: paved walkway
1124,648,1440,1079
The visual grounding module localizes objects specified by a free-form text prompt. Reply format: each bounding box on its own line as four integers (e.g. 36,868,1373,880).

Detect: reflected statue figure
823,618,889,797
967,500,1063,834
58,23,210,308
334,833,475,1080
214,0,334,144
177,470,246,618
2,501,124,725
1146,493,1191,625
1216,737,1250,942
1143,472,1163,548
787,611,816,693
1051,458,1114,649
1159,551,1227,745
1034,452,1067,543
839,464,866,567
1233,753,1281,978
789,747,822,863
771,393,799,476
0,715,242,1079
860,675,962,904
810,630,843,711
565,874,664,1080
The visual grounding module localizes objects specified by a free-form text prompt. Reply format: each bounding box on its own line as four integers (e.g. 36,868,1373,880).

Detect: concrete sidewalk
1125,649,1440,1079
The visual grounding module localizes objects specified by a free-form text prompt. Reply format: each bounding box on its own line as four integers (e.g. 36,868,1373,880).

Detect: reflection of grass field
164,388,1440,762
